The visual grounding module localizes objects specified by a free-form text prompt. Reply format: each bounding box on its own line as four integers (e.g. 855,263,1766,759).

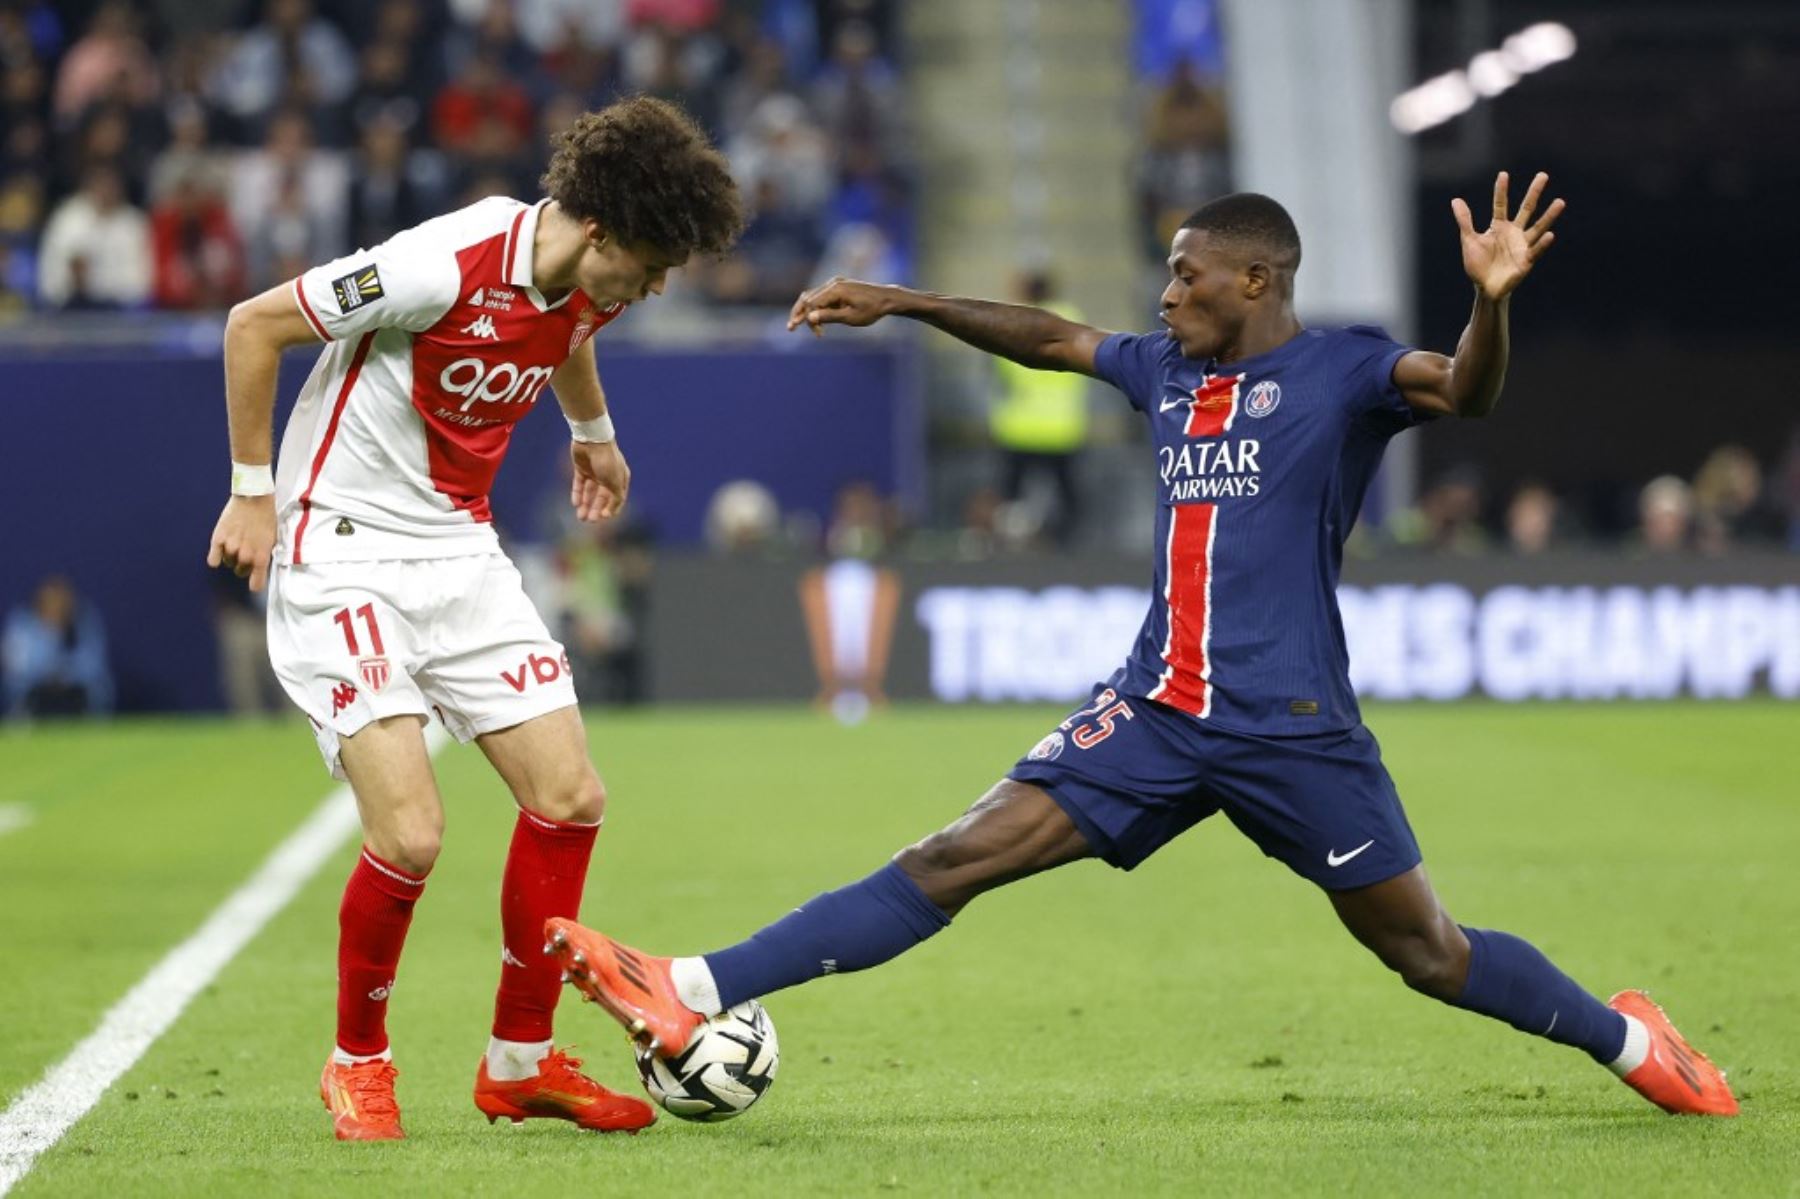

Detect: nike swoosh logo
1326,839,1375,867
1158,391,1193,413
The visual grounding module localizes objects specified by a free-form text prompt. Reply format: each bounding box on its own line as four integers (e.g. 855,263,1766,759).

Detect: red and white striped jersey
274,197,624,564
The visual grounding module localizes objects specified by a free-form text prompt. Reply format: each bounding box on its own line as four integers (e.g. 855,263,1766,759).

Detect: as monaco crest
569,318,595,353
359,656,391,694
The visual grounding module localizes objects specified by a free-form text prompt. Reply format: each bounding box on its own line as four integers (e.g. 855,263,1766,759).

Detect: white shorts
267,554,576,778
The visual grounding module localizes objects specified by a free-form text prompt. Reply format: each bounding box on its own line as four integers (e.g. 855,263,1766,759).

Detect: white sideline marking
0,805,31,839
0,727,450,1195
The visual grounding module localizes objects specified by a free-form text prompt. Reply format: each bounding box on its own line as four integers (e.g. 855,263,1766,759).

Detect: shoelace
538,1049,592,1090
341,1061,400,1119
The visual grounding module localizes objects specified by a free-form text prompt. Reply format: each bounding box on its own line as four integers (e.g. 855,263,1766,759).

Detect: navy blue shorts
1008,685,1421,890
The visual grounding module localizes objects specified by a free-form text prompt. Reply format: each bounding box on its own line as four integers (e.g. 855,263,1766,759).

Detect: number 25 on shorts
1063,691,1135,750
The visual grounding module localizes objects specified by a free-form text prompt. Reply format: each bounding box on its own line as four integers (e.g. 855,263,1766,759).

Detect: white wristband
230,461,275,496
567,413,616,444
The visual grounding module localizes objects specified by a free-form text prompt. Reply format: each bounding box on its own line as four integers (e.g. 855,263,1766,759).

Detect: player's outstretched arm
787,277,1110,376
550,341,629,523
206,282,325,591
1395,171,1565,419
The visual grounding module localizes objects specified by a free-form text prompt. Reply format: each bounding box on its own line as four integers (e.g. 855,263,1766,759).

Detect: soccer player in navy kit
548,172,1736,1116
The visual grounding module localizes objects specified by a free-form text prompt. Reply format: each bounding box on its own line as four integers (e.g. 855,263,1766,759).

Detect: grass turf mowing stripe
0,726,448,1196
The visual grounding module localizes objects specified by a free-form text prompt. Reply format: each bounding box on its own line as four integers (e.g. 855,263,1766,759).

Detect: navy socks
706,862,952,1009
702,877,1628,1068
1454,926,1627,1063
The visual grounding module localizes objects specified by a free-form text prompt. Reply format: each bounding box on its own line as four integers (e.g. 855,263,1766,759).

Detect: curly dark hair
541,96,744,259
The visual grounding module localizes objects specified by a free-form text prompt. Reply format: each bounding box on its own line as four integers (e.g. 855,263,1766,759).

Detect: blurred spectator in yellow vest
989,270,1088,547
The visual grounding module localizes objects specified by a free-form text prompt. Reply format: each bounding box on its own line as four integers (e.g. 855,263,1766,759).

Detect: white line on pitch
0,805,31,839
0,726,450,1195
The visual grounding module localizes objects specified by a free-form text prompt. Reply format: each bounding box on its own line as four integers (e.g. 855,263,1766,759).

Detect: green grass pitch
1,703,1795,1197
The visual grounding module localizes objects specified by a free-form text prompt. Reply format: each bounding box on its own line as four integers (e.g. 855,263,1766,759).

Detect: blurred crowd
1388,438,1800,558
1133,56,1230,267
0,0,911,316
690,435,1800,569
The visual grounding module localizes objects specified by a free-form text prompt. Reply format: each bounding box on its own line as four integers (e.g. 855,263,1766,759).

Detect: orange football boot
320,1055,404,1141
544,917,703,1058
1610,990,1739,1116
473,1047,656,1132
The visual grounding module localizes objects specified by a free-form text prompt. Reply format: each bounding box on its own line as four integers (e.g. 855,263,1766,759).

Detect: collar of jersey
1200,326,1317,376
508,199,578,314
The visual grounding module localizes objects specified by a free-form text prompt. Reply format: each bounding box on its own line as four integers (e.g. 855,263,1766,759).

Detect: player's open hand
1452,171,1564,302
571,438,629,522
207,495,276,592
786,277,893,336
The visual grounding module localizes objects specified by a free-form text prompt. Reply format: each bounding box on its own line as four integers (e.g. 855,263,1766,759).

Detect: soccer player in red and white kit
205,97,743,1141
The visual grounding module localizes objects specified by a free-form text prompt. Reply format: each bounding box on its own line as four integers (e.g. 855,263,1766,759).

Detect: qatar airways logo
1158,438,1262,501
439,358,556,412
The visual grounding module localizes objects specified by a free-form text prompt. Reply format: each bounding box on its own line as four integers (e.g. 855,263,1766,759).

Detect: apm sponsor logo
440,358,556,412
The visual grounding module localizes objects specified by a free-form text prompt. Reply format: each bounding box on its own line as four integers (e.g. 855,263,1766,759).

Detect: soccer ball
634,1001,779,1122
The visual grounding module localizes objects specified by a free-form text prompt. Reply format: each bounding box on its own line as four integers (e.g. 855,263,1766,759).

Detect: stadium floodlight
1502,22,1578,73
1390,21,1576,134
1466,51,1518,98
1390,71,1478,135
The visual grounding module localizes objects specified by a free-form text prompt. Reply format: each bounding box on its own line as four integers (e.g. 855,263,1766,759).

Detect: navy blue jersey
1093,325,1420,735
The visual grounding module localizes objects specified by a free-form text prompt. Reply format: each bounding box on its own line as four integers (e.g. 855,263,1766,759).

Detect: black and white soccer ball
634,1001,779,1122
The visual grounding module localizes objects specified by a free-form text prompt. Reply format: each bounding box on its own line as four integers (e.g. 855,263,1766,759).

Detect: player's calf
893,780,1091,915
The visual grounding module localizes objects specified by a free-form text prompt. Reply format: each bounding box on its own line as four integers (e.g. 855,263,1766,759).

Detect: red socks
492,809,599,1042
336,848,428,1057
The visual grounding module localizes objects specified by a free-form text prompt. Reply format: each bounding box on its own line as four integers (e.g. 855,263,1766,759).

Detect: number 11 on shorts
332,603,386,656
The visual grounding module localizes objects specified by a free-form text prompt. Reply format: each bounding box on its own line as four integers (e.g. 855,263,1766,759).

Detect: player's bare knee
378,823,442,876
894,831,963,881
520,768,606,825
565,772,606,824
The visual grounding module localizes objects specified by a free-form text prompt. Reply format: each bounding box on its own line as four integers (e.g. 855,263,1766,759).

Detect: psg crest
359,656,391,694
1245,380,1281,418
1028,731,1065,762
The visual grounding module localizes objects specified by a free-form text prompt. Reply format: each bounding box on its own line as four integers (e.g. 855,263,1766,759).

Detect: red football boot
320,1055,404,1141
473,1047,656,1132
1610,990,1739,1116
544,918,703,1058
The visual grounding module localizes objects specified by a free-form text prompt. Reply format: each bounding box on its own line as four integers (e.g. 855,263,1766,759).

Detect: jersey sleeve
292,225,460,342
1092,331,1174,413
1336,325,1424,435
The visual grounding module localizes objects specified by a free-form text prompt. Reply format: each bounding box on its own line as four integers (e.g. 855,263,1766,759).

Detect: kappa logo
500,651,573,693
1245,380,1282,418
501,946,527,969
329,681,358,715
461,313,499,341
